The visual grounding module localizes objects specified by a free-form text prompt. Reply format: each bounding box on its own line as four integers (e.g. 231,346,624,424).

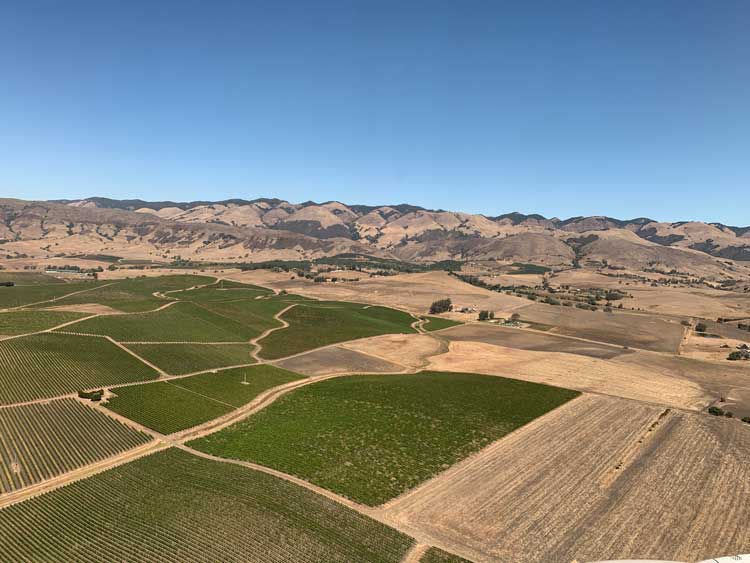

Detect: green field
191,371,579,505
0,310,88,336
175,280,273,302
422,316,463,332
0,398,151,493
0,280,104,309
0,333,159,405
258,302,417,360
106,365,304,434
0,448,413,562
421,548,472,563
63,301,255,342
126,343,255,374
197,297,288,336
40,274,215,312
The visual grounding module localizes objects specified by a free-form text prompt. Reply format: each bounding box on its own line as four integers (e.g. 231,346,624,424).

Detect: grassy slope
106,365,303,434
191,371,579,505
0,448,413,562
422,316,463,332
63,301,254,342
258,302,417,360
125,343,255,375
0,310,87,335
0,333,159,405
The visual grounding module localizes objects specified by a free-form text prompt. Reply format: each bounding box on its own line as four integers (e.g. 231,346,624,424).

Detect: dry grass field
382,394,750,563
232,270,529,315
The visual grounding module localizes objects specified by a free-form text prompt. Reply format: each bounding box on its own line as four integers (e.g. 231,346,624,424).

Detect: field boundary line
4,281,118,311
164,380,236,408
108,339,167,376
0,313,101,342
0,440,166,510
377,394,588,513
250,303,296,361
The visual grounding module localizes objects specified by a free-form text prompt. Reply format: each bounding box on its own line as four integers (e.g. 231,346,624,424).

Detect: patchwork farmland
0,269,748,563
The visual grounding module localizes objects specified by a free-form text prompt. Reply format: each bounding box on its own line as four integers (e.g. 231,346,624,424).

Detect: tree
429,298,452,314
478,310,494,321
695,322,707,333
510,313,521,322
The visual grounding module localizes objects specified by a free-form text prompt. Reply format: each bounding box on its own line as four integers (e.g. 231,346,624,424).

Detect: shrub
741,417,750,424
695,322,707,333
78,389,104,402
429,298,452,314
725,411,734,418
708,406,724,416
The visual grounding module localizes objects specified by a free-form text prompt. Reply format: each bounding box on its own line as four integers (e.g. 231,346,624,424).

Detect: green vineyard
0,333,159,405
191,371,580,505
125,343,255,374
0,448,414,562
0,310,88,336
0,398,151,493
62,301,255,342
106,366,304,434
258,301,417,360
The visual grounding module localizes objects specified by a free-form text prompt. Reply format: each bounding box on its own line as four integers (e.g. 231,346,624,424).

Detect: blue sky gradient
1,1,748,224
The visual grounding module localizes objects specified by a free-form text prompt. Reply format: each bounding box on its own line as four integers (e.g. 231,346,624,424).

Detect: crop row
0,333,159,405
0,398,151,494
105,365,304,434
0,448,413,562
125,343,255,375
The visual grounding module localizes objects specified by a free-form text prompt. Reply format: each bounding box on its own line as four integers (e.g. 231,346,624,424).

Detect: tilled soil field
382,394,750,563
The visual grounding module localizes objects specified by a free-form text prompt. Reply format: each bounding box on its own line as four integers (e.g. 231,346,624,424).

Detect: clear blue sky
1,1,748,224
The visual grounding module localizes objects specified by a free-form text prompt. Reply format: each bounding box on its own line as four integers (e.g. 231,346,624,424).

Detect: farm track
3,281,118,312
249,303,296,361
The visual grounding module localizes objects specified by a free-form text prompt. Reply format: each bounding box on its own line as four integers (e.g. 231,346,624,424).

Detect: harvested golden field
382,394,750,563
426,341,708,410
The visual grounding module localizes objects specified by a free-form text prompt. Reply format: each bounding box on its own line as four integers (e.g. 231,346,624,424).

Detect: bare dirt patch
382,394,750,563
426,341,707,410
340,334,447,369
273,346,407,375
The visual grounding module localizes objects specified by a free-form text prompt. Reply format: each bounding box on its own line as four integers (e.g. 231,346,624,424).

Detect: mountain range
2,197,749,279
